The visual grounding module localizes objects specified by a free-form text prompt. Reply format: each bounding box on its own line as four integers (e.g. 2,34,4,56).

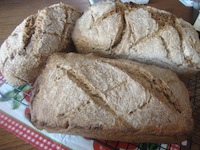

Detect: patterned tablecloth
0,73,187,150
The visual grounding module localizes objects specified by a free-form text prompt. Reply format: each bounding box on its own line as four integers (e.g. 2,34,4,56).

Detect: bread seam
2,57,8,72
160,36,170,59
23,15,36,50
110,13,125,51
110,14,127,54
102,60,182,113
61,6,75,44
90,10,117,28
174,20,194,67
65,68,134,129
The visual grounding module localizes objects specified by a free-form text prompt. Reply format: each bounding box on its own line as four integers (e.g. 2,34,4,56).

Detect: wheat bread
0,3,81,85
72,1,200,77
31,52,193,143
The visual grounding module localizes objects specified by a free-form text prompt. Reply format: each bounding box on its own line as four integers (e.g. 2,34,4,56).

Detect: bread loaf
72,1,200,77
31,52,193,143
0,3,81,85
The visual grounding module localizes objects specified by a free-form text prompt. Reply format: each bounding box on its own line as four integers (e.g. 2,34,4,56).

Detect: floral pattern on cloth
0,84,31,109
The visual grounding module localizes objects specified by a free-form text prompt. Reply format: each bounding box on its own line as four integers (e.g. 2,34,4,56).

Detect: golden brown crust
31,52,193,143
72,1,200,77
0,3,81,85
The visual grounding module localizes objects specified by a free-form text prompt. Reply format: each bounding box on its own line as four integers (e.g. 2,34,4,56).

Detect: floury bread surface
0,3,81,85
72,1,200,77
31,53,193,143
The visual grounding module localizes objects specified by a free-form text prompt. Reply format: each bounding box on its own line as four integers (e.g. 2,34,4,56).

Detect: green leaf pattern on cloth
15,85,31,92
0,84,31,109
138,143,159,150
12,100,21,109
0,91,16,101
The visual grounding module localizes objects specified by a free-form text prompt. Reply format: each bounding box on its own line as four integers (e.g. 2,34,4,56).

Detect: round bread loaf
72,1,200,77
0,3,81,85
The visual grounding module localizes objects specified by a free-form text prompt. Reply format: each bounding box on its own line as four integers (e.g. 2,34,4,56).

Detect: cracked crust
31,52,193,143
0,3,81,85
66,69,134,129
72,1,200,77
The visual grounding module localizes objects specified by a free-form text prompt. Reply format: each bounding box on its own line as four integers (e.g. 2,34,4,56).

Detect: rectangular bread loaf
30,52,193,143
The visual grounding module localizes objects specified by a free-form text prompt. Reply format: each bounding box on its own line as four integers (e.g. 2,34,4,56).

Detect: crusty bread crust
72,1,200,77
31,52,193,143
0,3,81,85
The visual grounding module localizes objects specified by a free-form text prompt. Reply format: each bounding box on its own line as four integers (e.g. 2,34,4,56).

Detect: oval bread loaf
31,52,193,143
72,1,200,77
0,3,81,85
